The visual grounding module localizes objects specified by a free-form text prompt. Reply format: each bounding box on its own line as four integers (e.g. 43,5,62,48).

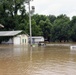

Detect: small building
0,30,28,45
13,34,28,45
29,36,44,44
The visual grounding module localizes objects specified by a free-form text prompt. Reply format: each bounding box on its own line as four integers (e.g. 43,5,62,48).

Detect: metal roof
29,36,44,39
0,30,22,36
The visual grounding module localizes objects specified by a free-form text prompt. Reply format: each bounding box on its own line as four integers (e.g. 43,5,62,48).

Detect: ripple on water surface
0,45,76,75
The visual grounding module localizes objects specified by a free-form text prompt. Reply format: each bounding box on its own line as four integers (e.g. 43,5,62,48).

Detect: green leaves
52,14,70,42
70,16,76,41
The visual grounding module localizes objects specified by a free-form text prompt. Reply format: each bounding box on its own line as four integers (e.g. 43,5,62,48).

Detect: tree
32,14,48,25
0,0,28,31
48,15,56,24
0,0,29,43
39,19,52,42
52,14,70,42
31,19,42,36
70,16,76,41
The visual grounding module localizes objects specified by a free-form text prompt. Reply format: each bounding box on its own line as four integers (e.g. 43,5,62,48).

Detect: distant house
0,30,28,45
29,36,44,44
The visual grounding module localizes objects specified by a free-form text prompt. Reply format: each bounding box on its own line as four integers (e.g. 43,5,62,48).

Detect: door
13,37,20,45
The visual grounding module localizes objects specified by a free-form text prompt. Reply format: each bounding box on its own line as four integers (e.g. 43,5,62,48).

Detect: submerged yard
0,44,76,75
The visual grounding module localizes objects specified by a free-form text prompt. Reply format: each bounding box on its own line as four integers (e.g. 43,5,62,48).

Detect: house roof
29,36,44,39
0,30,22,36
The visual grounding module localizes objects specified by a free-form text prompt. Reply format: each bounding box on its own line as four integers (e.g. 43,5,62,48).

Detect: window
22,39,24,43
25,39,26,43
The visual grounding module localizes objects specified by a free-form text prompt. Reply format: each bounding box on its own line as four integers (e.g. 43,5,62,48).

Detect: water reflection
0,45,76,75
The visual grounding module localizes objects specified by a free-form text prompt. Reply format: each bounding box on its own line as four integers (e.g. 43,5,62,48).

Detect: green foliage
39,18,52,41
0,0,27,31
52,14,70,42
48,15,56,24
31,19,42,36
70,16,76,41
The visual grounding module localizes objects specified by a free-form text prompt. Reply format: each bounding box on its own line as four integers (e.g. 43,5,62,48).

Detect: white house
13,34,28,45
0,30,28,45
29,36,44,44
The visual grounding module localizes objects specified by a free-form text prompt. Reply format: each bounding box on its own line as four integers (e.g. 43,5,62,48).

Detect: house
29,36,44,44
0,30,28,45
13,34,28,45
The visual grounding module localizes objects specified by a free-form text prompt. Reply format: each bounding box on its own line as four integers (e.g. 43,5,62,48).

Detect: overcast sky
29,0,76,18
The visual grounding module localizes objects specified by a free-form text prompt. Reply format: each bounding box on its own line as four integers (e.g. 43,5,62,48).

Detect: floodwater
0,45,76,75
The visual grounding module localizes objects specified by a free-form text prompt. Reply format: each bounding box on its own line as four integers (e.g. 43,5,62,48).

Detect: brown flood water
0,45,76,75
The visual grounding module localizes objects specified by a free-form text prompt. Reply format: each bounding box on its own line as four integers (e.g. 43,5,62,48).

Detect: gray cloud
30,0,76,18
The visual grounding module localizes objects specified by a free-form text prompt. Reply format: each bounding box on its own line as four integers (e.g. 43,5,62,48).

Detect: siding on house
2,34,29,45
20,34,28,45
13,36,21,45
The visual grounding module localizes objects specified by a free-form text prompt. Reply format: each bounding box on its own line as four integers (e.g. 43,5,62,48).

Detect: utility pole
28,1,32,46
26,0,35,46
